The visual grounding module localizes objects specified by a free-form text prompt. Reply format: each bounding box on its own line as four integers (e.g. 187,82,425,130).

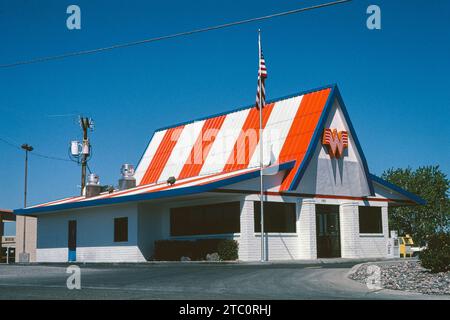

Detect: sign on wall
322,129,348,158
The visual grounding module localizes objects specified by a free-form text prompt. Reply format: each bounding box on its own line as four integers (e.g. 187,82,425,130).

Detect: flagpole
258,29,265,262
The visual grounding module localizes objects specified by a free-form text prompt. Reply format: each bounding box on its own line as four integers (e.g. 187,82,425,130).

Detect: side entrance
316,205,341,258
68,220,77,262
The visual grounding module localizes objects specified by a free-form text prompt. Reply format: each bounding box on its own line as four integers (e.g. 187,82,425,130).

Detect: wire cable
30,151,72,162
0,136,72,162
0,137,21,150
0,0,351,69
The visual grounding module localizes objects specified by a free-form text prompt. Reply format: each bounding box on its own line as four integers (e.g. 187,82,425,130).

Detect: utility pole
79,117,92,195
69,117,94,195
20,143,33,263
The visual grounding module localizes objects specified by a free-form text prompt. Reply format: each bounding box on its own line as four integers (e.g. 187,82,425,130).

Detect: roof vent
86,173,102,198
119,164,136,190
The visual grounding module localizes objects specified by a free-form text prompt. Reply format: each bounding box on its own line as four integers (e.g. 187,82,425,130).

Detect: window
114,217,128,242
359,207,382,234
170,202,240,236
254,202,296,233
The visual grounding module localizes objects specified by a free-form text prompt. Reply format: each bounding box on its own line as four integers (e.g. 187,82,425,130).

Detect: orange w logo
322,129,348,158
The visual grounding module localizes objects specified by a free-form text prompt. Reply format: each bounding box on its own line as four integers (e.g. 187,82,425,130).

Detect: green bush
217,240,239,261
419,232,450,273
153,239,239,261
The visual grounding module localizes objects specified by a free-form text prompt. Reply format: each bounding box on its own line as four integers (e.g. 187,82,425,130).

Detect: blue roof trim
14,161,296,215
287,85,375,196
370,174,426,205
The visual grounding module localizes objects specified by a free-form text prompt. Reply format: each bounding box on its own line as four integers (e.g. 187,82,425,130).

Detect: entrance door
68,220,77,262
316,205,341,258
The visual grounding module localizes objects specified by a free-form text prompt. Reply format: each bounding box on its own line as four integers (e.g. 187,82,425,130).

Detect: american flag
256,49,267,109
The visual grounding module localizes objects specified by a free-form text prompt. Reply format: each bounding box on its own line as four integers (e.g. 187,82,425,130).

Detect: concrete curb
12,257,399,267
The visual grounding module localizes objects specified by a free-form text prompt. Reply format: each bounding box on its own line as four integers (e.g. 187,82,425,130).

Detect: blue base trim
68,250,76,262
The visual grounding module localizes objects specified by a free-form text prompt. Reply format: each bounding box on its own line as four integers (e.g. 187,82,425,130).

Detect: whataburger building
15,84,425,262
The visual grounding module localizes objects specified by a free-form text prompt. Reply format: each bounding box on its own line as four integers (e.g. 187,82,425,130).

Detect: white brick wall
36,248,68,262
35,195,390,262
237,195,300,261
339,202,360,258
339,202,389,258
236,197,390,261
77,246,145,262
36,246,146,262
36,204,145,263
237,199,255,261
297,199,317,259
355,205,389,258
357,236,388,257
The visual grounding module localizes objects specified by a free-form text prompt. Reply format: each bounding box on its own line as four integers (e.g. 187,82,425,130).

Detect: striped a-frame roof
134,84,342,192
16,84,383,215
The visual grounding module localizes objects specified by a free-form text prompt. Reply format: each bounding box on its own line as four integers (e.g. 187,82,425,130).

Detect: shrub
194,239,223,260
419,232,450,273
217,240,239,261
153,240,194,261
153,239,239,261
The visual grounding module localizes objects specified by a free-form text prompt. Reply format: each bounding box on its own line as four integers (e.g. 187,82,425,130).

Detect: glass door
316,205,341,258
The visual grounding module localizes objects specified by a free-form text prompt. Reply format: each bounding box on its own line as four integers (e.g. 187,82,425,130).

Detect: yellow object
399,234,415,258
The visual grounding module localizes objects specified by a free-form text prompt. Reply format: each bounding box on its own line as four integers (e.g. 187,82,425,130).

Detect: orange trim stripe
34,196,81,208
140,126,184,185
278,88,332,191
177,115,226,180
102,170,227,199
142,168,256,195
223,103,274,172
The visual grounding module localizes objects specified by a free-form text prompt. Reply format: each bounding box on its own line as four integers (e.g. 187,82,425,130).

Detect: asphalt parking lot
0,260,445,300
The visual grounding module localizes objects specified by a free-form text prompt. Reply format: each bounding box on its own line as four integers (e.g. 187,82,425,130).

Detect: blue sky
1,0,449,235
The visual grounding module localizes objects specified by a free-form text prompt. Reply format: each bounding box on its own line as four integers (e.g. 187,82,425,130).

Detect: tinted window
359,207,382,234
114,217,128,242
254,202,296,233
170,202,240,236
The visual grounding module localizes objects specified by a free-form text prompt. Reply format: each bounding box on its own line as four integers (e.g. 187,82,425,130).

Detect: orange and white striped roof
135,86,332,192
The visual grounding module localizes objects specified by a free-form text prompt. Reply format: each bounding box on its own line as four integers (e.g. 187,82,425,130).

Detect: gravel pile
349,260,450,295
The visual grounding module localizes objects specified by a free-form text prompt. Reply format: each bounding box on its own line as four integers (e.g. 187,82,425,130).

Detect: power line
31,151,72,162
0,136,72,162
0,136,21,150
0,0,351,69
